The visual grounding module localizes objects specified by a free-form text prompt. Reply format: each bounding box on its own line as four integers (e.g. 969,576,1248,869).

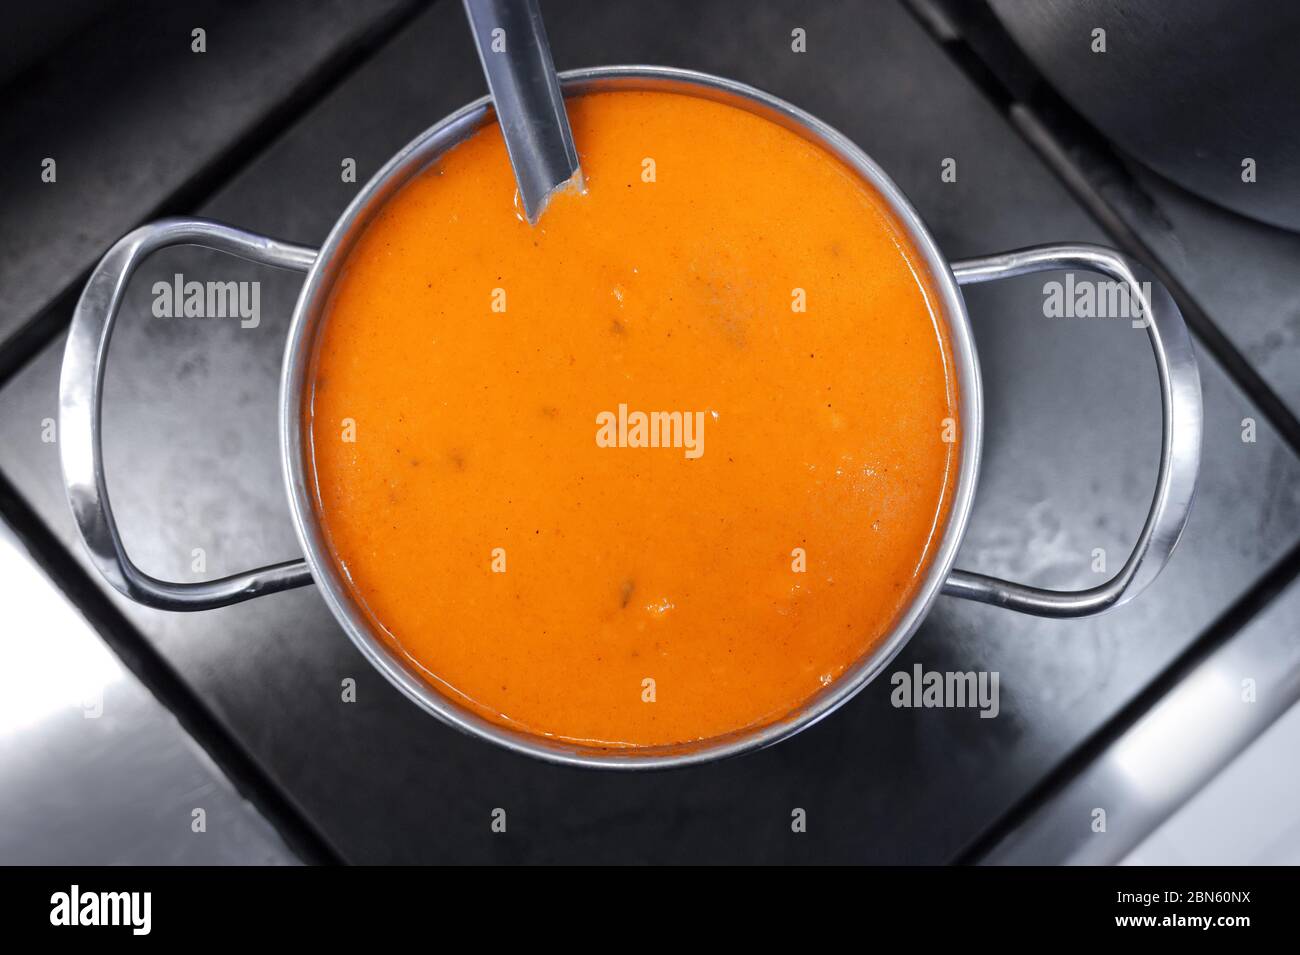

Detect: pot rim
278,65,984,770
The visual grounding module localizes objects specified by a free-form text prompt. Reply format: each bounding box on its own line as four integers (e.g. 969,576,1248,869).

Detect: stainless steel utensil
462,0,581,223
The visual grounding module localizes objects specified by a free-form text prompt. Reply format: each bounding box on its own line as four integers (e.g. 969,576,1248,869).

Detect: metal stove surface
0,0,1297,864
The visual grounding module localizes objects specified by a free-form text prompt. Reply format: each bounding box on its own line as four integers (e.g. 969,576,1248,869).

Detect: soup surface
307,89,959,748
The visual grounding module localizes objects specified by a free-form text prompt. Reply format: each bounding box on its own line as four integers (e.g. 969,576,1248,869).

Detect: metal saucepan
59,67,1203,769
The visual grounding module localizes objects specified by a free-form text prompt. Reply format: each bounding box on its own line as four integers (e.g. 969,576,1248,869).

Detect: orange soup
307,90,959,748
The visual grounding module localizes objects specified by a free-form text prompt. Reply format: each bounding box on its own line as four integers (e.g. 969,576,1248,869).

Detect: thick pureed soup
307,90,959,748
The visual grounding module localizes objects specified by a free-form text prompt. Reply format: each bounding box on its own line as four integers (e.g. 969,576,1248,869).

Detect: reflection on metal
0,518,299,865
0,541,119,737
980,580,1300,865
1125,701,1300,865
1108,665,1244,806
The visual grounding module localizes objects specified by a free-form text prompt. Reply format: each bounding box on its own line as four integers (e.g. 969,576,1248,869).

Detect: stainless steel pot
59,66,1203,769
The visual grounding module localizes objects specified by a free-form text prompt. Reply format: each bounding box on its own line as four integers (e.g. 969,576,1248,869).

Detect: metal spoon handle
463,0,581,223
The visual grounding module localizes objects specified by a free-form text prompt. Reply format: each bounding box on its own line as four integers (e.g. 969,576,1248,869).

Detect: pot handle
943,244,1202,617
59,217,318,611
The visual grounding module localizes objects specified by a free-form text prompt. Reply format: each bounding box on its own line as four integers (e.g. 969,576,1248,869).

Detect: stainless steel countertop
0,518,298,865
